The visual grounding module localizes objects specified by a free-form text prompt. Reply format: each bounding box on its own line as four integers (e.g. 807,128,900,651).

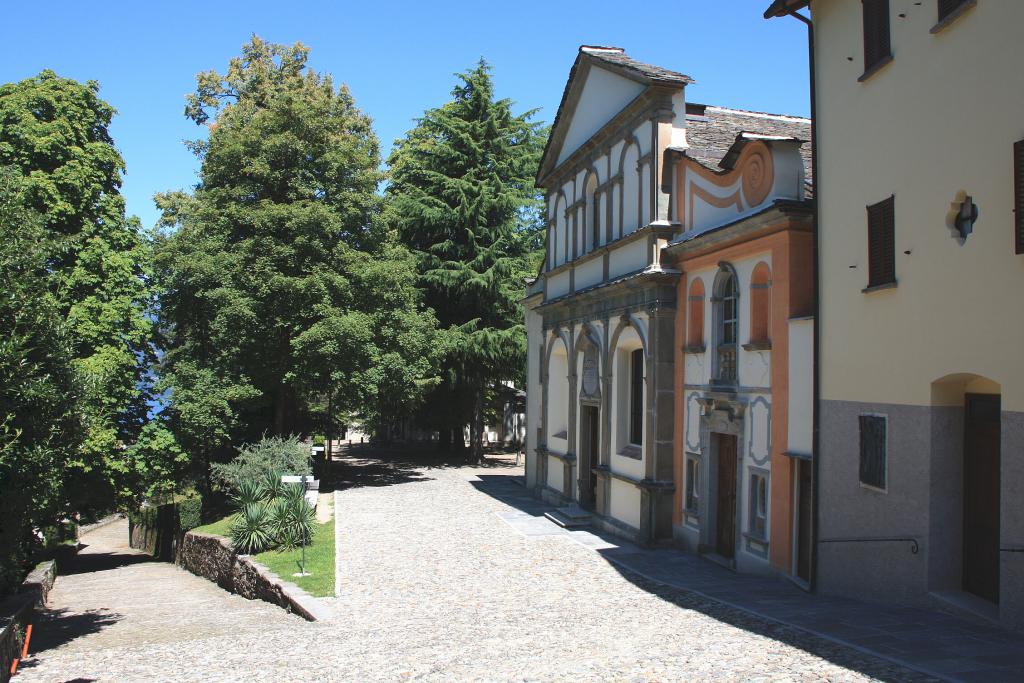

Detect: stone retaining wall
0,560,56,683
177,532,328,622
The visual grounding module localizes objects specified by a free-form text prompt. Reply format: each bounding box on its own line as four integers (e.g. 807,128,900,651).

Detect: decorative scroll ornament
741,145,774,207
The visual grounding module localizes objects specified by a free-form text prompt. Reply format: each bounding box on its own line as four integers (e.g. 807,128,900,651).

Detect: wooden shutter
858,415,887,490
867,196,896,287
1015,140,1024,255
863,0,891,73
938,0,965,22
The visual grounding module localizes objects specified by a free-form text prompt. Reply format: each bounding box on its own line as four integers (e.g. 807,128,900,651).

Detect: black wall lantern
954,194,979,240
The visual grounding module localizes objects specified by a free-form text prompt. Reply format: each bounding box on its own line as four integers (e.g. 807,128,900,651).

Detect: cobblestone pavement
19,454,935,682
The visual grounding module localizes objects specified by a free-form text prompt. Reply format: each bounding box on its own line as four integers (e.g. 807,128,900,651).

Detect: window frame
932,0,976,33
712,267,740,384
628,348,644,447
858,413,889,492
860,0,893,82
865,195,897,291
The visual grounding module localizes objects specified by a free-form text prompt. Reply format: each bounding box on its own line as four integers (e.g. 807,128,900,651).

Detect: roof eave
763,0,810,19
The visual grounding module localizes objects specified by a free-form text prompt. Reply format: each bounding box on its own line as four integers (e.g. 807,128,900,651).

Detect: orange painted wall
668,217,813,575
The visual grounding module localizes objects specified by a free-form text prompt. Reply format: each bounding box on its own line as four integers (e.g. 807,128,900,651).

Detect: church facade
524,46,813,570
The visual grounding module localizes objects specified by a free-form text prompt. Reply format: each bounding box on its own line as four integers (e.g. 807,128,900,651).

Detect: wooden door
716,434,738,559
577,403,598,509
963,394,1001,603
796,458,813,583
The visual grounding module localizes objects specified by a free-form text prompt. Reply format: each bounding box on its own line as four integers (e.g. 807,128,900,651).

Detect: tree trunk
471,390,485,463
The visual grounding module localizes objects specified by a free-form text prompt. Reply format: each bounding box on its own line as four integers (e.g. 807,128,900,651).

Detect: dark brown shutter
863,0,891,72
859,415,887,489
1015,140,1024,255
938,0,965,22
867,196,896,287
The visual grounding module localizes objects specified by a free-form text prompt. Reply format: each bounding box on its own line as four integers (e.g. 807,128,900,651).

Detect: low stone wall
178,532,329,622
0,560,56,683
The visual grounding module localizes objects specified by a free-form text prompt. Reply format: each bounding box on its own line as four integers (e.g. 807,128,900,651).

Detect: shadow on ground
21,606,123,656
468,472,940,683
57,549,152,577
319,442,522,493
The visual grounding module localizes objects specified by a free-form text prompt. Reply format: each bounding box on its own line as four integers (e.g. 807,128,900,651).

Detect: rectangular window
748,472,768,539
685,457,700,513
629,349,644,446
1015,140,1024,255
859,415,887,490
862,0,892,76
866,195,896,288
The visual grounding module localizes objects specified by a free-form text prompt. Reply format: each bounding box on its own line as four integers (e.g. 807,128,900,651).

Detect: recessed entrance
963,393,1000,603
715,433,738,559
579,405,600,511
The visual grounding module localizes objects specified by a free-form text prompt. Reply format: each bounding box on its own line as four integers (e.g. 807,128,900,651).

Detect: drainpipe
777,6,820,593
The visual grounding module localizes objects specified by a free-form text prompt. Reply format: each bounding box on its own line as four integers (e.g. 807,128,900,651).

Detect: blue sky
1,1,808,229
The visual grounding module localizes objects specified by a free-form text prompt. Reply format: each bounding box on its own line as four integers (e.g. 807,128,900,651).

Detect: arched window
749,262,771,347
713,267,739,384
554,196,566,266
621,143,639,236
686,278,705,352
585,174,599,253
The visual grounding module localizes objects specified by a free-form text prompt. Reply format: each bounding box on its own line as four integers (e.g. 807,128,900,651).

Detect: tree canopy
0,71,159,511
386,60,545,459
155,37,443,483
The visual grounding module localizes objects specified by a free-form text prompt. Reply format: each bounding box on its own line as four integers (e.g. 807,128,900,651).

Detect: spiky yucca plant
272,484,315,549
261,468,286,501
232,479,265,509
230,503,274,554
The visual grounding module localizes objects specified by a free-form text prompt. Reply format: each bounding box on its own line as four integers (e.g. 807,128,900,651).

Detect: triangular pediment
537,47,692,186
555,64,645,167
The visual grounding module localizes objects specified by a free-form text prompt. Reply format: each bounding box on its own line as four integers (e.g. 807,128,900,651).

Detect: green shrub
228,477,314,553
211,436,312,493
177,495,203,532
272,484,315,549
230,503,274,554
232,479,265,509
260,468,286,501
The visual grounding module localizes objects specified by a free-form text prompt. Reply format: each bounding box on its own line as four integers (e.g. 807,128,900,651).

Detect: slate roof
683,103,813,196
580,46,694,86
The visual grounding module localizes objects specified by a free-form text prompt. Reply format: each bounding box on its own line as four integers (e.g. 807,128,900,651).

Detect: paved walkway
478,474,1024,683
16,452,1024,681
17,518,306,682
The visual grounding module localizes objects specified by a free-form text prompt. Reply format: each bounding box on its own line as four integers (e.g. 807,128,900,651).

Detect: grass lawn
189,503,336,598
192,513,235,537
255,517,335,597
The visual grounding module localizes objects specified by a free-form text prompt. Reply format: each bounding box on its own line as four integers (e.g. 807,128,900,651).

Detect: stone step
544,505,593,528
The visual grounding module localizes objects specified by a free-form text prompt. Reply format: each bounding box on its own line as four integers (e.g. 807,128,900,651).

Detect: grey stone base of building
818,398,1024,632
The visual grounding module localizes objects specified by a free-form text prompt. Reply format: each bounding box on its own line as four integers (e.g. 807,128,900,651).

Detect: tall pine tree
386,60,545,461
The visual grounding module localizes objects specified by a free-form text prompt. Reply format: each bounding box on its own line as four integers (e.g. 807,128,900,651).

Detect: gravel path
18,456,929,682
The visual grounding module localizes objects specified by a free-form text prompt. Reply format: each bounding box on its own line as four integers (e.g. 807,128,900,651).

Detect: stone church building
523,46,813,581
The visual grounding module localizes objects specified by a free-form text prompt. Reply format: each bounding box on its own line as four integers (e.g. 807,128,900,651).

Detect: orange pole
9,623,32,676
